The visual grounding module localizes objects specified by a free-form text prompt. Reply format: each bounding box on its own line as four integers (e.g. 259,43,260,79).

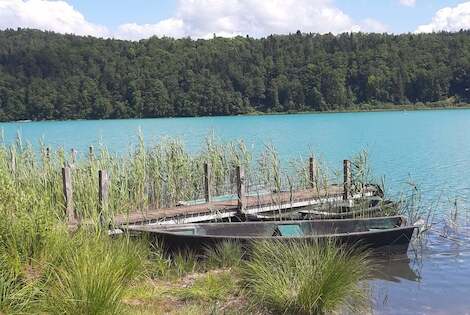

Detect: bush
242,240,371,315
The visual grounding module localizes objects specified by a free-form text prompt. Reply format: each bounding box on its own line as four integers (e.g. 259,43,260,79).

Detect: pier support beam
99,170,109,225
204,162,212,203
89,146,94,161
343,160,352,201
236,165,246,215
71,148,77,165
62,166,78,230
309,157,316,188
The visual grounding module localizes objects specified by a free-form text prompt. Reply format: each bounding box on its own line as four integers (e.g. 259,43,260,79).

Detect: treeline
0,29,470,121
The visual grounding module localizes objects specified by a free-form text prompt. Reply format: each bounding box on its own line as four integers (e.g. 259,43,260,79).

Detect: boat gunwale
124,216,417,241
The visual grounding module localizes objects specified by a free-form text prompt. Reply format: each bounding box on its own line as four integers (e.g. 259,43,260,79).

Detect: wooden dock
60,157,380,228
114,185,379,226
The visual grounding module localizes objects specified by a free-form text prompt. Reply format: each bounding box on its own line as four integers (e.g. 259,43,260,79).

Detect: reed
0,133,343,225
0,132,384,313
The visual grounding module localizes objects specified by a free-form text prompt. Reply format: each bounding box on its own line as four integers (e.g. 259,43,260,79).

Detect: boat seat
273,224,304,237
171,228,196,235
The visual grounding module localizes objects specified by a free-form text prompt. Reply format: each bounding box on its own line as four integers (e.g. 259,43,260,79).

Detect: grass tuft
242,240,371,315
204,241,244,270
43,234,147,315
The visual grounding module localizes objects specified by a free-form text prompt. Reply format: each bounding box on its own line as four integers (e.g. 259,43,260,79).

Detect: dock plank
114,185,378,225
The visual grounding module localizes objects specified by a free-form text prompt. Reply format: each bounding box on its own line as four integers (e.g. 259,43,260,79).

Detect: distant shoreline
245,103,470,116
4,103,470,123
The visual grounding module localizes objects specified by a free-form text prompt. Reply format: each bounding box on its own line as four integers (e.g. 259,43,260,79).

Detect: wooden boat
125,216,416,254
299,201,396,219
246,198,397,221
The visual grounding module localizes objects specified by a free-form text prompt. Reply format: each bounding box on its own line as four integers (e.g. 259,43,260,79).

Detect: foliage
242,240,371,315
1,29,470,121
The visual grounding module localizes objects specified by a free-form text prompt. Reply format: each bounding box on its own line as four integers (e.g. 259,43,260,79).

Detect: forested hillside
0,29,470,121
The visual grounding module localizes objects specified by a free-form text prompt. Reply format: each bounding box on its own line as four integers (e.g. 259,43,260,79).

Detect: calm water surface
2,109,470,314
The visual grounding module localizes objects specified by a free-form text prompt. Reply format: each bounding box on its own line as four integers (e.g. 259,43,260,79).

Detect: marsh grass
203,241,245,270
0,133,382,314
43,234,148,315
0,263,40,314
0,134,337,225
242,240,372,315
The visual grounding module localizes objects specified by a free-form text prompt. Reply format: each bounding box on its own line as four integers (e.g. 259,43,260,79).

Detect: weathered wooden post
71,148,78,165
62,166,77,228
10,150,16,174
99,170,109,223
343,160,351,201
204,162,212,203
236,165,246,214
309,157,316,189
88,146,94,161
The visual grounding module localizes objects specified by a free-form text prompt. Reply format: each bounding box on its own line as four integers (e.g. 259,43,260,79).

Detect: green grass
203,241,245,270
43,234,148,315
173,271,238,302
242,240,372,315
0,133,382,314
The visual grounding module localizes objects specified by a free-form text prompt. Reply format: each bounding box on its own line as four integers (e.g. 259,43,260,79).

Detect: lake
2,109,470,314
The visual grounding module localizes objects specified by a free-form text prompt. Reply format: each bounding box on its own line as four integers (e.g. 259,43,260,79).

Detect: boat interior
131,216,405,238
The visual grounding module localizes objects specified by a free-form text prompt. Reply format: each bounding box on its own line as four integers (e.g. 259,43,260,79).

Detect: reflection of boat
371,255,420,283
126,216,416,254
246,197,397,221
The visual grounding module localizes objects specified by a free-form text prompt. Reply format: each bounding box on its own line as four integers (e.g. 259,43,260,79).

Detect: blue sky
66,1,177,29
337,0,464,33
64,0,465,34
1,0,470,39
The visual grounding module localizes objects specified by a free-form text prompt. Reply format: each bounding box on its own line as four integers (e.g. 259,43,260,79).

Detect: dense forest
0,29,470,121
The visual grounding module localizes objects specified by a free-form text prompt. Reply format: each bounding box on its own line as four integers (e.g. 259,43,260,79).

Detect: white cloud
399,0,416,7
416,2,470,33
116,0,375,40
0,0,108,37
0,0,390,40
360,18,388,33
117,18,185,39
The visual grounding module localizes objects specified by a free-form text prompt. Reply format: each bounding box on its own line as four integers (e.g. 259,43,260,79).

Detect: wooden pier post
236,165,246,214
71,148,77,165
309,157,316,188
343,160,351,201
99,170,109,221
62,166,77,228
88,146,94,161
204,162,212,203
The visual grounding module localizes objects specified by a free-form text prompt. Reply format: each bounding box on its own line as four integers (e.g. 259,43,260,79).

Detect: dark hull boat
126,216,416,254
246,198,397,221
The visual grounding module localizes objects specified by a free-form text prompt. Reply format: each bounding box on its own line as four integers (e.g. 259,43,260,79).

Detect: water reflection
373,219,470,314
371,255,420,283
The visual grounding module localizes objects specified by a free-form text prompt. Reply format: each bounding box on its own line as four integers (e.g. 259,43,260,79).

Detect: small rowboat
246,198,397,221
125,216,416,254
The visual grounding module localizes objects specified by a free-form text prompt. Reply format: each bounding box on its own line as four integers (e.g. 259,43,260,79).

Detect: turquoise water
3,109,470,195
2,109,470,314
